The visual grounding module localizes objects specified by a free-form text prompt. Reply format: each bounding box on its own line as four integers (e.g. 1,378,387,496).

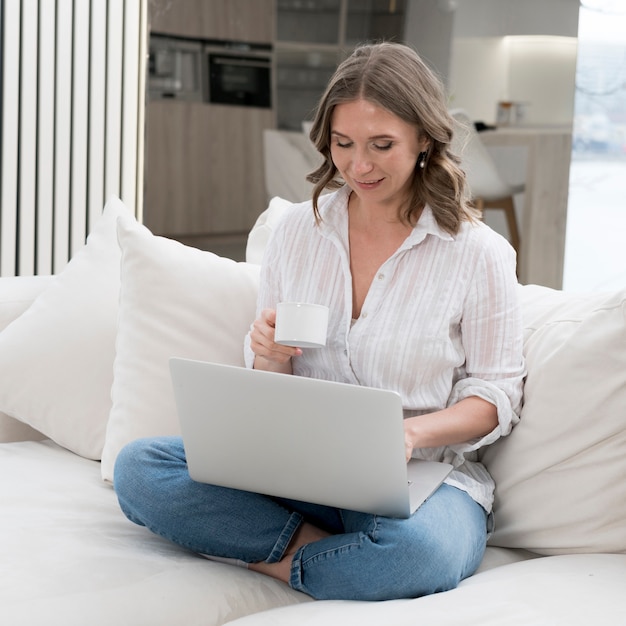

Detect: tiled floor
563,158,626,293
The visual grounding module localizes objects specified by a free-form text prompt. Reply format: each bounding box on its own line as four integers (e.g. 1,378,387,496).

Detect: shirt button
377,273,385,280
362,312,368,318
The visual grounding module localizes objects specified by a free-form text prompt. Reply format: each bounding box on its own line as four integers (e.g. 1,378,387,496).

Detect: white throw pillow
483,284,626,555
0,196,131,459
101,216,260,482
245,196,292,264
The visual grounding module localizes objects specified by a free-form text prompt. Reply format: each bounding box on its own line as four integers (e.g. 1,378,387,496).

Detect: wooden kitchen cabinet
149,0,275,44
143,100,274,237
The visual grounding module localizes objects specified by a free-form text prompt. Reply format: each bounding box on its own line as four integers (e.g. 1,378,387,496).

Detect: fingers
249,308,301,366
403,423,415,463
404,436,414,463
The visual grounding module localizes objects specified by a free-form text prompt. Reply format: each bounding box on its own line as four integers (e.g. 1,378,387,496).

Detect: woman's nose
352,148,373,174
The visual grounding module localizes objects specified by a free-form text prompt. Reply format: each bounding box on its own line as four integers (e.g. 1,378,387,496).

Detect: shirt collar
404,203,455,248
317,185,455,247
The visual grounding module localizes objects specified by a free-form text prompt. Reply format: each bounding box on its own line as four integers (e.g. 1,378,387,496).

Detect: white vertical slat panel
19,0,38,276
135,3,148,223
69,0,90,257
105,0,124,199
53,0,73,273
121,0,141,213
1,0,146,276
36,0,56,275
0,0,20,277
87,0,107,231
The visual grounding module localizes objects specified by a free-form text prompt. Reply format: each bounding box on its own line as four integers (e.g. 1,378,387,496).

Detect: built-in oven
148,35,273,109
205,43,272,109
148,34,204,101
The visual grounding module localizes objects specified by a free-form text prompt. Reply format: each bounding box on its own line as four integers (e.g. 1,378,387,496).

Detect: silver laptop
169,358,453,519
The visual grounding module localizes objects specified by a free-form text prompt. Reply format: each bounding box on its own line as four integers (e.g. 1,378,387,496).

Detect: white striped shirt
244,186,525,512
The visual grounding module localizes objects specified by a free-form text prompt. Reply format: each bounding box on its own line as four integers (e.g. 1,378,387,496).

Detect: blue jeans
114,436,489,601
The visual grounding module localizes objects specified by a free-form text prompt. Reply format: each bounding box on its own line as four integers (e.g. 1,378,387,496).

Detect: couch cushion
100,217,260,481
482,284,626,555
0,197,130,459
226,552,626,626
0,440,308,625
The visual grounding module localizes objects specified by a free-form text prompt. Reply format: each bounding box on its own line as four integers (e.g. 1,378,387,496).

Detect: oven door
148,35,203,101
207,52,272,108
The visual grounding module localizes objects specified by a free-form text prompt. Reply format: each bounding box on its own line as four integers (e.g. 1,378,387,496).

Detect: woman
114,42,525,602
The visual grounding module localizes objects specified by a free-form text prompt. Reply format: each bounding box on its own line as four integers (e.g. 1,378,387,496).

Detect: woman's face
329,98,428,208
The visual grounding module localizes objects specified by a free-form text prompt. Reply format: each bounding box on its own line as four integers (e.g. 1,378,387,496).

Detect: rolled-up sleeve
447,234,526,455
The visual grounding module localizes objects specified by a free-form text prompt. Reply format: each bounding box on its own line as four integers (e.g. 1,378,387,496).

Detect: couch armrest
0,275,53,442
0,275,54,331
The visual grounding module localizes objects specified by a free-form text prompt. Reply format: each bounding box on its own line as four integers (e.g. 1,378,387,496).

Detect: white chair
449,109,524,255
262,129,321,203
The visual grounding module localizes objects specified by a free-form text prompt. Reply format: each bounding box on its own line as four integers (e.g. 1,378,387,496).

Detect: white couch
1,197,625,626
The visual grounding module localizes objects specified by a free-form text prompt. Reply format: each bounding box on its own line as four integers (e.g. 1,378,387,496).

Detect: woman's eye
374,142,393,151
336,141,352,149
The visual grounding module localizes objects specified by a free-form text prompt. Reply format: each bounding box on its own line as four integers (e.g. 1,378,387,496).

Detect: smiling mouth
355,178,384,185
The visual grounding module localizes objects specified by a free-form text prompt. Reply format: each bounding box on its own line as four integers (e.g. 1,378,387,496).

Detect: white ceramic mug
274,302,329,348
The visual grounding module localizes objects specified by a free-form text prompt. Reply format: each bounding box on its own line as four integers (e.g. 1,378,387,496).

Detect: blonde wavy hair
307,42,478,234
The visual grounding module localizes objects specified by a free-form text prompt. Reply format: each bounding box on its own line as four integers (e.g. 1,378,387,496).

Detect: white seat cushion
227,552,626,626
0,440,309,625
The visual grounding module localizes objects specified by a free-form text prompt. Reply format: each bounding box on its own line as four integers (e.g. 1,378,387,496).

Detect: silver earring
418,151,428,169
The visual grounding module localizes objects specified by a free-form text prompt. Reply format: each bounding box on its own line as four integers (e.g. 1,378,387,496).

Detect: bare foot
249,522,331,583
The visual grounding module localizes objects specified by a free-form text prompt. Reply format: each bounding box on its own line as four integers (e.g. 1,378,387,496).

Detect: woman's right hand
249,308,302,373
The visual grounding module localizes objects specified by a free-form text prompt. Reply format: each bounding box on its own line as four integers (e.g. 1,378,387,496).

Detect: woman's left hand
403,423,415,463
